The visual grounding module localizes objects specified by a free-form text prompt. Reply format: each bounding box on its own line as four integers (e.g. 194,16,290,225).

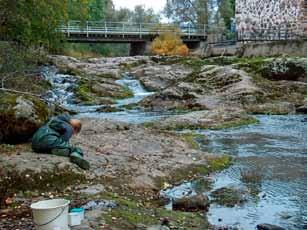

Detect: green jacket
32,114,82,156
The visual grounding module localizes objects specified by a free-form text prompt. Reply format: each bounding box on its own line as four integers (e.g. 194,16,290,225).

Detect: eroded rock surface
0,92,49,143
1,119,212,192
136,57,307,115
145,108,257,130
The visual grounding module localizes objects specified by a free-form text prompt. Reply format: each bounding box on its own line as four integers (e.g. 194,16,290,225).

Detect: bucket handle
33,207,66,227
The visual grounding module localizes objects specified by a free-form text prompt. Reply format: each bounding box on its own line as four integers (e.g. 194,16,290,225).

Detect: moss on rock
74,78,133,105
210,187,247,207
100,192,209,229
0,92,49,143
0,166,86,206
144,110,258,131
181,133,204,150
154,155,232,190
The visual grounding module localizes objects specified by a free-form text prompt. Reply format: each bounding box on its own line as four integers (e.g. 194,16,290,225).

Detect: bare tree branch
0,88,42,97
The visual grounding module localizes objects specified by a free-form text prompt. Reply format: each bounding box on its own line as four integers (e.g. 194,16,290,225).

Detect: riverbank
0,118,232,229
0,54,306,229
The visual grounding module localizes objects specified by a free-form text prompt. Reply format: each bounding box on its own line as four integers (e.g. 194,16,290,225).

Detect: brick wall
236,0,305,39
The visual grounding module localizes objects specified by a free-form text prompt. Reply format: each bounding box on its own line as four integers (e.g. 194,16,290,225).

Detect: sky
112,0,167,13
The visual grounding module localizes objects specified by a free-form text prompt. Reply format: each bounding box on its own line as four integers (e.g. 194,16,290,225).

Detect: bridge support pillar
184,41,203,50
130,41,151,56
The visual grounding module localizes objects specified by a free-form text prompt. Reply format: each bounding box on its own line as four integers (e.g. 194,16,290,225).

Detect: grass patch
100,192,208,229
155,155,232,189
211,116,259,130
211,187,247,207
181,133,204,149
115,85,134,99
192,178,213,193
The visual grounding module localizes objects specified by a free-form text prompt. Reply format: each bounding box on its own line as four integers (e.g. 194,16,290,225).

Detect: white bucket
30,199,70,230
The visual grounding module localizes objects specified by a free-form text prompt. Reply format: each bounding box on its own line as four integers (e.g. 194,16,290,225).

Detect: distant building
236,0,307,40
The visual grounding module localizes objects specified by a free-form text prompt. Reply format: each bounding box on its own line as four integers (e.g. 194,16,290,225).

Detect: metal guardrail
59,21,208,39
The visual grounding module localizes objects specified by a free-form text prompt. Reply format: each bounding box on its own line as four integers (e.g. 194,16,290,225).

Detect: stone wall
236,0,304,39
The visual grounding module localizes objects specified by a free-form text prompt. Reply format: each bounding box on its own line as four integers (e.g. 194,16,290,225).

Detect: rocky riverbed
0,55,306,229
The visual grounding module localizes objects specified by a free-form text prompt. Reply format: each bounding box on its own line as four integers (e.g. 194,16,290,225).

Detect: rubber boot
70,152,90,170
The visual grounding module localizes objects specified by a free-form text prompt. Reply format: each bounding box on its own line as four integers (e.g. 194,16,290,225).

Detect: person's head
70,119,82,135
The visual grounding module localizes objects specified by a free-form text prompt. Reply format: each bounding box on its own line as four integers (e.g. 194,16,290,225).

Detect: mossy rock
260,58,306,81
245,102,296,115
0,92,49,144
0,165,85,206
210,187,247,207
74,79,133,104
3,75,52,95
154,155,232,189
96,105,124,113
144,110,258,131
101,192,209,229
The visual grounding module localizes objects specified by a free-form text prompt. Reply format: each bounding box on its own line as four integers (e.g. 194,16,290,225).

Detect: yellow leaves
151,31,189,56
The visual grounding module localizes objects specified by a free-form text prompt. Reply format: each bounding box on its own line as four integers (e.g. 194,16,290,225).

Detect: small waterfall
115,74,154,106
42,66,78,105
42,67,155,114
42,67,177,123
42,66,100,113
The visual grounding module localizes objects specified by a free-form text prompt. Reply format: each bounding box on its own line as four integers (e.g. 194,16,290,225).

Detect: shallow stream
163,116,307,230
44,67,307,229
43,67,179,123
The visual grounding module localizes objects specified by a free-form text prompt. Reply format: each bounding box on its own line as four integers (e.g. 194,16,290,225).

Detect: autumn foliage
151,28,189,56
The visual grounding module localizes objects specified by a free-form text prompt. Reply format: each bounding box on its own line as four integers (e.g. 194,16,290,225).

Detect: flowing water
43,67,179,123
163,116,307,230
43,66,307,229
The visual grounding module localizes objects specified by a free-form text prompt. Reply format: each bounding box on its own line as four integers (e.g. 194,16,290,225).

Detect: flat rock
146,108,257,130
1,119,212,193
246,102,296,115
172,194,210,212
77,184,105,195
132,63,193,91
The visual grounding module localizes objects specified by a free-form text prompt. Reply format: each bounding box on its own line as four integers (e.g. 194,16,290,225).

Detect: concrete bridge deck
59,21,207,55
60,21,207,42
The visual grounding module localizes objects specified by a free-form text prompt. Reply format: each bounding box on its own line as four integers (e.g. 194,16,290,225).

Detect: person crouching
32,114,90,170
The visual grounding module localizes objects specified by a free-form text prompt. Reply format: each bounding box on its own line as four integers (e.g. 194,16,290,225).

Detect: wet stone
256,223,285,230
82,200,117,211
172,194,210,212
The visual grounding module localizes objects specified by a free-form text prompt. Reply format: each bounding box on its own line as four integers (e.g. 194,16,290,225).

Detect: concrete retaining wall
202,40,307,57
239,40,307,57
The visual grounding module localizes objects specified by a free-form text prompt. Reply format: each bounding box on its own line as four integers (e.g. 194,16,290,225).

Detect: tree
164,0,209,26
112,8,132,22
132,5,161,24
88,0,104,20
0,0,72,50
102,0,116,21
151,27,189,56
68,0,89,20
218,0,235,29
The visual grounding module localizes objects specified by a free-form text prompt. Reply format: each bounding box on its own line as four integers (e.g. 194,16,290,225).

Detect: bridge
59,21,207,55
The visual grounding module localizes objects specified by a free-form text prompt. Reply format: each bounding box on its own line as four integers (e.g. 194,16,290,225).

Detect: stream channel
43,66,307,230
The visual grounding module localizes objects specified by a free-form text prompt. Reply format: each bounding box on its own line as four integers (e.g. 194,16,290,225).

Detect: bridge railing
59,20,207,38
